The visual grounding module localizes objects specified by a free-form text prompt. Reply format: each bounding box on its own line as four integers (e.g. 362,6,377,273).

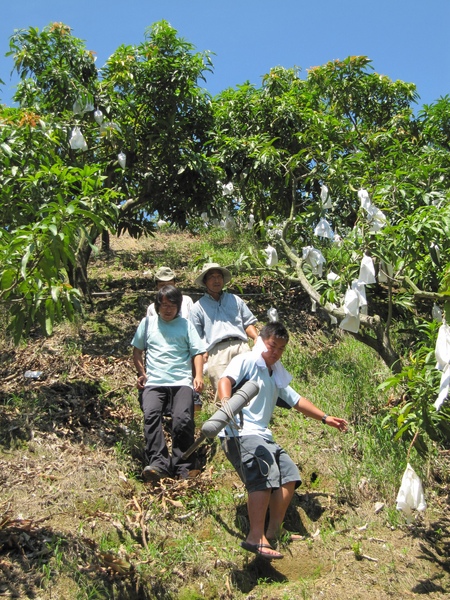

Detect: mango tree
210,57,450,446
1,21,218,340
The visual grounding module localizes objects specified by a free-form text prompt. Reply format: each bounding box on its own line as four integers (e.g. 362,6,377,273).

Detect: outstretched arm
294,396,348,432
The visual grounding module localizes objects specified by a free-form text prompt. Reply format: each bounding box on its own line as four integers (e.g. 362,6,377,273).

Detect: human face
158,298,179,321
261,335,288,367
156,279,174,290
205,270,224,296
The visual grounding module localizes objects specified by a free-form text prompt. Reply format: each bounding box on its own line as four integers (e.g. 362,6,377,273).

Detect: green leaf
1,142,13,157
51,286,60,302
45,298,54,335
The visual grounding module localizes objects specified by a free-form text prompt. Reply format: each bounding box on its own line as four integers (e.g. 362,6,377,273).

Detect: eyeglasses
159,301,177,310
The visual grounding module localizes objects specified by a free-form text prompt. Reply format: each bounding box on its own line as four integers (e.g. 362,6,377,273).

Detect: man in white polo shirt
217,321,348,560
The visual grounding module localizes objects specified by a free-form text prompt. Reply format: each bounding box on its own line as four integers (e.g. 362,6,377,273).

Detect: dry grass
1,232,450,599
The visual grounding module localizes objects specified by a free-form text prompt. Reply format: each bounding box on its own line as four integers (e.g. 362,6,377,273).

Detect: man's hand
136,374,147,390
324,416,348,432
193,377,204,393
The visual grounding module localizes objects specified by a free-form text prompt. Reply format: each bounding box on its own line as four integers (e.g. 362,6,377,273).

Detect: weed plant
278,331,413,502
2,230,447,600
189,227,264,272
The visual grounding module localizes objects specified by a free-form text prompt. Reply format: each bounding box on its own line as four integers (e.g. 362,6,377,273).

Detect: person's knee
173,415,194,435
142,401,163,421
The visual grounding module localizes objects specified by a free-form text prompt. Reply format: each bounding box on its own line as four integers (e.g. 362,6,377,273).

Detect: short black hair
259,321,289,342
154,285,182,314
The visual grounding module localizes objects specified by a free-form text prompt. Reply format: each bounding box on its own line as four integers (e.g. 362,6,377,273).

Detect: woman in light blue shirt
132,286,205,482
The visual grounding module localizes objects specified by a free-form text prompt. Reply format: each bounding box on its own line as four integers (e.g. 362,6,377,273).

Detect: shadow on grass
209,504,289,595
0,379,143,463
231,558,288,594
413,516,450,575
0,521,166,600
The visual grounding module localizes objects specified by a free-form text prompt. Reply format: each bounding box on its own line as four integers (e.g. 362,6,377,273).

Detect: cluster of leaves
1,21,219,339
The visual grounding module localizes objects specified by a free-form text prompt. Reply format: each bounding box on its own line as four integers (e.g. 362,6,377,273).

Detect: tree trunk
280,224,402,374
67,228,98,300
101,230,110,253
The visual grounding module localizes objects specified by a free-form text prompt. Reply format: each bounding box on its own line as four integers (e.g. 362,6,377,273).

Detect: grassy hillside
1,229,449,599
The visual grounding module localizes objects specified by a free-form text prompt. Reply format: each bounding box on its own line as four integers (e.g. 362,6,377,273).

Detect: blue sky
1,0,449,110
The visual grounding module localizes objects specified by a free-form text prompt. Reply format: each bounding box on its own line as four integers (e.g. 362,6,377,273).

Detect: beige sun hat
194,263,232,287
154,266,176,282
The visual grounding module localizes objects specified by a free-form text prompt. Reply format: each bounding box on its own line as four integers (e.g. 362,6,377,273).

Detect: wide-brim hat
194,263,232,287
154,266,176,281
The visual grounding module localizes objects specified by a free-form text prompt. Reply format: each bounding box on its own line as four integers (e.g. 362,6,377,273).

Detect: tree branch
280,219,401,372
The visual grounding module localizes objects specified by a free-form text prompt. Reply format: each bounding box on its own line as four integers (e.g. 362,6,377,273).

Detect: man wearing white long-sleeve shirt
189,263,258,393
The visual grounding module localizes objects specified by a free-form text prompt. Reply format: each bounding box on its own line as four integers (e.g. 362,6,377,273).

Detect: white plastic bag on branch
359,255,376,285
326,302,338,325
378,260,393,283
73,97,94,115
434,321,450,411
396,463,426,522
302,246,326,277
339,314,360,333
367,208,387,232
435,322,450,371
358,189,386,231
434,364,450,411
224,216,236,230
320,184,332,209
314,217,334,240
69,127,88,151
352,280,368,315
247,213,255,230
265,245,278,267
429,242,441,266
94,108,104,124
358,189,372,212
327,271,340,282
340,287,360,332
344,288,360,317
100,121,121,135
432,304,443,322
267,307,279,322
222,182,234,196
118,152,126,169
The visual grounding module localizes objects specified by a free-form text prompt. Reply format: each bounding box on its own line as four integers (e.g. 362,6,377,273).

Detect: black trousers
141,385,195,478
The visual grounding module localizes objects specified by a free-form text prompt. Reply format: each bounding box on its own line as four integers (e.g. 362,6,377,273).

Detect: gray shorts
221,435,301,493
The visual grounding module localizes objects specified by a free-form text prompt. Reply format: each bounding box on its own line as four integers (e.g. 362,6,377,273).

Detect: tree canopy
1,21,449,446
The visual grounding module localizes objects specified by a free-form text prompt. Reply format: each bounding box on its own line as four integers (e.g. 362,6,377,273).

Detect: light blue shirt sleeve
131,317,150,350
